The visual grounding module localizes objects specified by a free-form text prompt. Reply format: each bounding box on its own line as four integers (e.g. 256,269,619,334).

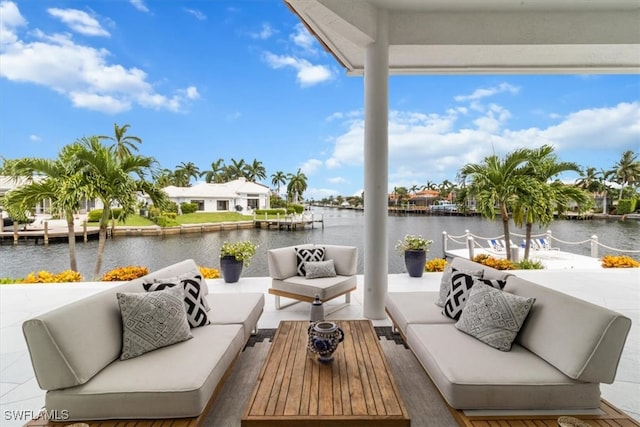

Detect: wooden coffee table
242,320,410,426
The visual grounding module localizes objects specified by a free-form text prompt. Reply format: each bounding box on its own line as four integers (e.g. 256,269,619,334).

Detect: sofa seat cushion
45,324,245,420
271,275,356,301
205,292,264,342
406,324,601,410
385,292,454,334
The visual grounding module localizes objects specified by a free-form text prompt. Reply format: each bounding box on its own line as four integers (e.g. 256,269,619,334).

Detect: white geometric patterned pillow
442,275,505,320
305,259,337,279
435,266,484,307
117,286,192,360
143,273,211,328
455,283,536,351
295,247,325,276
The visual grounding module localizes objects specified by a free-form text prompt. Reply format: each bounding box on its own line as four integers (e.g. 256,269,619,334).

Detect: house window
191,200,204,211
217,200,228,211
248,198,259,209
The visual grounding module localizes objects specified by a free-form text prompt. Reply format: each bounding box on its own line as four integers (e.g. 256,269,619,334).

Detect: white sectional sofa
22,259,264,421
386,257,632,411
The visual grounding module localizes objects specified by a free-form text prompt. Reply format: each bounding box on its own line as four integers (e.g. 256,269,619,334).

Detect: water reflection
1,208,638,279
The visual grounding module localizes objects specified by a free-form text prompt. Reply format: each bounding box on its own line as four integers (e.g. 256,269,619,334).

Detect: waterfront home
156,178,271,213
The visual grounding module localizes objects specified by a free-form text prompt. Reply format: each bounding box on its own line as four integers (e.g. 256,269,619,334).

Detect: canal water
1,208,638,279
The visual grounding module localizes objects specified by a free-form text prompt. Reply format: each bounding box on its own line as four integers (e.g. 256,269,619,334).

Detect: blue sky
1,0,639,200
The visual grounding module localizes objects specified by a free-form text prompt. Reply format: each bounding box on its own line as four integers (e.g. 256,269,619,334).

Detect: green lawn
87,212,253,227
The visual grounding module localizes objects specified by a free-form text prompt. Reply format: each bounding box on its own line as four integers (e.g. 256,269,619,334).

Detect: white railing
442,229,640,260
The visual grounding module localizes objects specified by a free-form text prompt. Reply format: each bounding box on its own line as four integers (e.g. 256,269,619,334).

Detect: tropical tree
225,158,247,180
286,168,308,203
174,161,200,187
409,184,420,195
102,123,142,161
202,158,226,183
512,145,591,259
459,148,532,261
576,166,610,213
271,171,287,198
606,150,640,200
154,168,178,187
2,144,89,271
422,181,437,191
245,159,267,182
438,179,456,200
74,136,167,278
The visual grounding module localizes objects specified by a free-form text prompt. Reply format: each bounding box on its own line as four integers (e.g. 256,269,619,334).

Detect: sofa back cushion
450,257,512,281
22,259,202,391
504,276,631,384
268,245,358,280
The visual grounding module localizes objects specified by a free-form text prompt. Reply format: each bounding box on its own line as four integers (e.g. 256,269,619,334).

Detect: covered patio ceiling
285,0,640,75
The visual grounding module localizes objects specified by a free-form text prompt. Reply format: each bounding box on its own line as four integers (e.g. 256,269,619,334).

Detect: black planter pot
404,250,427,277
220,256,243,283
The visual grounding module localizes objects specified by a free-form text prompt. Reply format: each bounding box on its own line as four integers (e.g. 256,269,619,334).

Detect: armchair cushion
305,259,337,279
295,247,325,276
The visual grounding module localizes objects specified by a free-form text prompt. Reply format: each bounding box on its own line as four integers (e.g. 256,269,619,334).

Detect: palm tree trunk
501,204,511,261
93,208,110,279
66,213,78,272
524,222,533,260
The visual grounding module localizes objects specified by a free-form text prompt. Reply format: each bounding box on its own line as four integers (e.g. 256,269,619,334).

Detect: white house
158,178,270,213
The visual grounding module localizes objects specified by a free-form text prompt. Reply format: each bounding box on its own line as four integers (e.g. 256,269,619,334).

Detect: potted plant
219,240,258,283
395,234,433,277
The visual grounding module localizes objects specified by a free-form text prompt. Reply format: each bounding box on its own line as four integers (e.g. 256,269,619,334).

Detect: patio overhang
285,0,640,75
284,0,640,320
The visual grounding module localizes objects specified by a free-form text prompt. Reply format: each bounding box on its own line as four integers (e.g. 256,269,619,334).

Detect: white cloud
0,1,27,45
29,134,41,142
185,9,206,21
290,23,315,53
0,2,198,114
305,187,341,200
250,23,275,40
226,111,241,120
47,8,110,37
325,101,639,187
129,0,149,13
263,52,332,87
300,158,323,175
327,177,348,184
454,82,520,102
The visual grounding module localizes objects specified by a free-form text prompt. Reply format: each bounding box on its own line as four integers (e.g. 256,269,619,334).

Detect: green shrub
87,209,103,222
289,204,304,214
180,202,198,214
148,206,161,220
156,216,179,227
165,201,178,214
617,199,637,215
254,209,287,215
163,212,177,219
515,259,545,270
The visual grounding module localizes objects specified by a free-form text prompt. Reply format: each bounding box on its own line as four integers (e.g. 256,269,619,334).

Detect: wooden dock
253,214,324,230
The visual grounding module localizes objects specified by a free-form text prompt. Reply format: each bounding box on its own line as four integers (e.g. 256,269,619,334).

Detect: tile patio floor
1,266,638,426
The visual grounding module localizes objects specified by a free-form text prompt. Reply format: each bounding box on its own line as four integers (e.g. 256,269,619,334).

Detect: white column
363,9,389,320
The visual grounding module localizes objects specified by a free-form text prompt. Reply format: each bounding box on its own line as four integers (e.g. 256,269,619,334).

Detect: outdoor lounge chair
537,237,560,251
487,239,504,252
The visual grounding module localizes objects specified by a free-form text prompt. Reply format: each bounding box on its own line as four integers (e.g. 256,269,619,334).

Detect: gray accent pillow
143,273,211,328
435,266,484,307
305,259,337,279
455,283,536,351
117,286,192,360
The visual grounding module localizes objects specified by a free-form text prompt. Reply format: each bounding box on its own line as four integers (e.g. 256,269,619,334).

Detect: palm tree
512,145,591,259
286,168,308,203
3,144,89,271
174,162,200,187
225,158,247,180
459,148,532,261
202,158,226,183
74,136,167,278
102,123,142,161
606,150,640,200
576,167,609,214
271,171,287,198
246,159,267,182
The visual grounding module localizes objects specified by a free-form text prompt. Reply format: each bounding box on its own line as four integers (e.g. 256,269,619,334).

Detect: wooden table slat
241,320,410,426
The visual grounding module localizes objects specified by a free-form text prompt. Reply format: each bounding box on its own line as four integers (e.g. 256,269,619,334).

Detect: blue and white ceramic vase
307,321,344,363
